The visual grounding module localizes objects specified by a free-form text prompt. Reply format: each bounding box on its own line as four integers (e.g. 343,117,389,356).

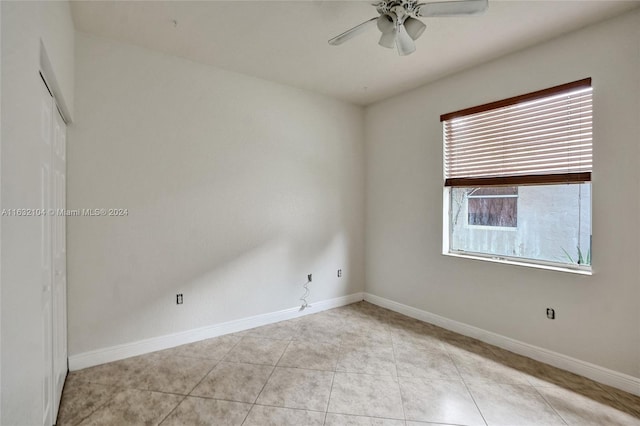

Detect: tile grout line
254,340,292,403
323,327,348,425
324,408,406,422
238,322,302,426
156,364,217,424
241,340,292,426
593,381,639,411
322,371,337,425
63,384,122,426
449,354,489,426
391,338,408,423
190,338,243,391
251,401,328,414
238,403,254,426
157,338,244,425
236,361,340,374
155,394,188,425
447,340,570,426
239,403,254,426
531,386,570,426
491,347,640,414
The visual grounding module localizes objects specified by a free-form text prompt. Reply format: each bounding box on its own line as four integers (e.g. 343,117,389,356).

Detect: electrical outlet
337,269,342,277
546,308,555,319
176,294,183,305
307,274,312,282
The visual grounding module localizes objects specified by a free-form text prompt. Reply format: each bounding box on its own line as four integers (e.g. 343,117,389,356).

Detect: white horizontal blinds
442,78,592,187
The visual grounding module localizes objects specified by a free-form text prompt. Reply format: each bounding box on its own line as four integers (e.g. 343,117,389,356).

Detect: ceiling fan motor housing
375,0,422,21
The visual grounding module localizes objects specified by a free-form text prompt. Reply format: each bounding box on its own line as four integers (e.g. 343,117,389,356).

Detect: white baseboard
364,293,640,397
69,292,364,371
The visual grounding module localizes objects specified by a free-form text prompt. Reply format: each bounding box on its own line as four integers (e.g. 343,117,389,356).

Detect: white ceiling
70,1,639,105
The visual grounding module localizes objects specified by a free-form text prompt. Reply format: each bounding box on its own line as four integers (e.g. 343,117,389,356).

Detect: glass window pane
450,183,591,266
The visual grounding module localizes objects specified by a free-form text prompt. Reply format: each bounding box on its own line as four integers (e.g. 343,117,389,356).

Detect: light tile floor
58,301,640,425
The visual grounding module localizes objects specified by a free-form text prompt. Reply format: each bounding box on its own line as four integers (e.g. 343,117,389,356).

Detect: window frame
441,79,593,274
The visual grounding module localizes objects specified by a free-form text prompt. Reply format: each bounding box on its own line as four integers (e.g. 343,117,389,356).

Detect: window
442,79,592,271
467,187,518,227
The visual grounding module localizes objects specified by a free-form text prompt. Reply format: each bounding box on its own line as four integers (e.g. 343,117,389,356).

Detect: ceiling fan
328,0,488,56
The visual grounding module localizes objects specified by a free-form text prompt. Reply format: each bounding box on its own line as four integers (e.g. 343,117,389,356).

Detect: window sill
443,252,592,276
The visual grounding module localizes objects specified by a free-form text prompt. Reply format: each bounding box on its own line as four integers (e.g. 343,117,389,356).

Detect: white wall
365,10,640,379
67,33,365,356
0,1,75,424
0,2,3,422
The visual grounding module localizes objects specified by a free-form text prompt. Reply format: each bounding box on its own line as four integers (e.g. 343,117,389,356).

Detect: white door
52,105,67,418
39,77,54,426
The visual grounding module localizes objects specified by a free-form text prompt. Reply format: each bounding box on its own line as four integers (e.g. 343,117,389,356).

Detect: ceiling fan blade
417,0,488,17
328,17,378,45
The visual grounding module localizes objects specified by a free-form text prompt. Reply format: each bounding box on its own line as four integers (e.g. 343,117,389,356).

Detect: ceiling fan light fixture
378,30,396,48
395,24,416,56
404,17,426,40
376,14,395,34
